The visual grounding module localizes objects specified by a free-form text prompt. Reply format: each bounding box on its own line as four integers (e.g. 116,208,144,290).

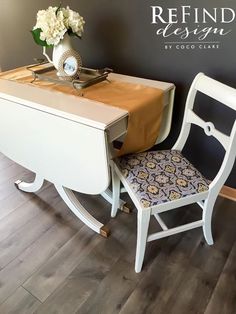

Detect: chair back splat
112,73,236,272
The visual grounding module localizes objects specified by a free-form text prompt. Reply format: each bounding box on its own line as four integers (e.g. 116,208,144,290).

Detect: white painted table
0,72,175,236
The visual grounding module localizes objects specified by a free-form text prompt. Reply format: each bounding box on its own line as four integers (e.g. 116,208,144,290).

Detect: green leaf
67,28,82,39
31,28,51,47
56,3,62,15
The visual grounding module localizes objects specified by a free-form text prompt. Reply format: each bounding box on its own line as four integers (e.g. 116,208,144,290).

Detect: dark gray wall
0,0,235,187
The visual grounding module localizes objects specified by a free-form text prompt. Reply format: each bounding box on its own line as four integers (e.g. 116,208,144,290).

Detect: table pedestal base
15,176,110,238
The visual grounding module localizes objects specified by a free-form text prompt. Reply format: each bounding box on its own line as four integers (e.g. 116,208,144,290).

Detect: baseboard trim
219,185,236,202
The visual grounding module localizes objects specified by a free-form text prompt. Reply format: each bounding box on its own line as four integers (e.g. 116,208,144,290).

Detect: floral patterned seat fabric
116,150,209,209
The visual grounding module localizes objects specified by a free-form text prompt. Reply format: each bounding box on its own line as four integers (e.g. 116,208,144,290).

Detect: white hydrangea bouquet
31,5,85,47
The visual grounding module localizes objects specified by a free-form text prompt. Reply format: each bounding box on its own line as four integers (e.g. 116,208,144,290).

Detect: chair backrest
173,73,236,196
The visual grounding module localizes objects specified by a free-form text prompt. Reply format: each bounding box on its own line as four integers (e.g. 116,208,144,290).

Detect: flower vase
43,33,82,79
53,33,73,70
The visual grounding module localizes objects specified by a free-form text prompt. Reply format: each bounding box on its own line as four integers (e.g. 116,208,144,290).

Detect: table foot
100,225,110,238
15,175,44,193
55,184,109,237
120,203,133,214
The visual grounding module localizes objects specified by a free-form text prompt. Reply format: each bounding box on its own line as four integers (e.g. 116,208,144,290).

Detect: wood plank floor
0,152,235,314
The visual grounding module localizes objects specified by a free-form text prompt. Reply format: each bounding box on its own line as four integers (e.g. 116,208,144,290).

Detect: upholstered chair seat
116,150,209,209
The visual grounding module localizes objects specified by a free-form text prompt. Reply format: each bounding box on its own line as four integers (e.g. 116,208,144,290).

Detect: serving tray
27,62,113,90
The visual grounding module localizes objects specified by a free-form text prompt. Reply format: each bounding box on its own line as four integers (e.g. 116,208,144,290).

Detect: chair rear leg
135,208,151,273
111,168,121,218
202,196,216,245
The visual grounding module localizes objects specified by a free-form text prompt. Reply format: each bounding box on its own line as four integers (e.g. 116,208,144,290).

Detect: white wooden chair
111,73,236,272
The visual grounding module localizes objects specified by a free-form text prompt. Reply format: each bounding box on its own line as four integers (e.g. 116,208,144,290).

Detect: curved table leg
101,188,132,215
15,174,44,193
101,188,125,206
55,184,110,237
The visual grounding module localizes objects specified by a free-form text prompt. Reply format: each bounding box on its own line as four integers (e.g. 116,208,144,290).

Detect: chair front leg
135,208,151,273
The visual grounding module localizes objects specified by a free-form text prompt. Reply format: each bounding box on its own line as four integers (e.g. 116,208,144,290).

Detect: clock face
63,56,78,76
